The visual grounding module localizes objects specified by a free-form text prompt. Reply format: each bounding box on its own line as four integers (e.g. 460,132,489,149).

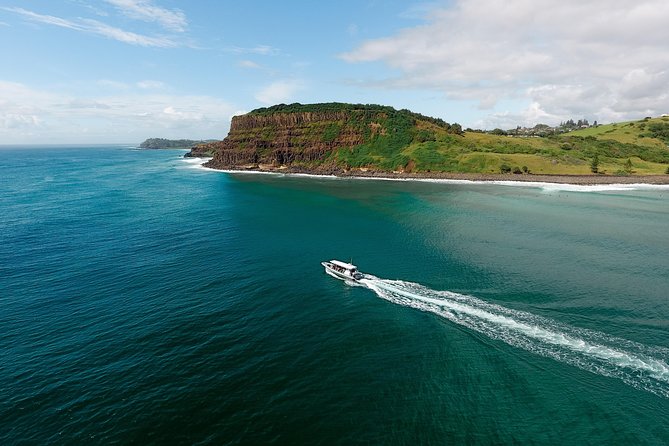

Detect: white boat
321,260,364,281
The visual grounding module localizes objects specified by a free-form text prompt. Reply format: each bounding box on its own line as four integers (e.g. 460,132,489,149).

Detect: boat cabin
329,260,359,274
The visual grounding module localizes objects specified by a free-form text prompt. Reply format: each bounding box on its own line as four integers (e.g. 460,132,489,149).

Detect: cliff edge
194,103,462,173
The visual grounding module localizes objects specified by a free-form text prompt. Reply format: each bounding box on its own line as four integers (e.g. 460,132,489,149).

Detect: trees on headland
249,103,465,136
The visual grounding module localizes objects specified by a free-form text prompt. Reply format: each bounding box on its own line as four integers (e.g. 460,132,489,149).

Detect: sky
1,0,669,144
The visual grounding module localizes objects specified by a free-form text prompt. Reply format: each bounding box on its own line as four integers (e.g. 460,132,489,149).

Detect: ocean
1,145,668,444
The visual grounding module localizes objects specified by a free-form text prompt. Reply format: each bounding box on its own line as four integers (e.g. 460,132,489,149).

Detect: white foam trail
359,276,669,398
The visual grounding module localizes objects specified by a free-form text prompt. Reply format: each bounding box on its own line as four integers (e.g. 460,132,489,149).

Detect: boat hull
321,261,364,281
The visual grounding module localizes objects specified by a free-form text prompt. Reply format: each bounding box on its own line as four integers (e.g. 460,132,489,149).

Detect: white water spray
358,275,669,398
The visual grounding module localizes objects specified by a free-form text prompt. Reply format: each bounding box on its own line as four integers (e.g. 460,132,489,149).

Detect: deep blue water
1,146,668,444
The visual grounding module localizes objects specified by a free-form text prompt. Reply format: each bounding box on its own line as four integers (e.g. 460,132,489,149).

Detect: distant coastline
140,138,218,150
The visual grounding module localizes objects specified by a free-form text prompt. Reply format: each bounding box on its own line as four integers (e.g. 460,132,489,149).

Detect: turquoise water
1,146,668,444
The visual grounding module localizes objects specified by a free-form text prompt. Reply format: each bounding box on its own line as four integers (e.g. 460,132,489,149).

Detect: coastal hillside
198,103,462,172
193,103,669,175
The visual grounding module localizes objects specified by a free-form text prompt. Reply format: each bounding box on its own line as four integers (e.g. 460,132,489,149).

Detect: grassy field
568,116,669,148
375,119,669,175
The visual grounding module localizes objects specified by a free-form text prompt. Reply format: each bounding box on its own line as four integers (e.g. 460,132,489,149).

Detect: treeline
248,102,463,135
558,118,596,130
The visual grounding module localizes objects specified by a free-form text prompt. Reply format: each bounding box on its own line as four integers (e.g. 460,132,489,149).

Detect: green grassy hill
382,117,669,175
349,122,669,175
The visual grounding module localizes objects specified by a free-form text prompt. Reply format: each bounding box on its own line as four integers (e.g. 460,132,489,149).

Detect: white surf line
344,176,669,192
188,163,669,192
179,157,213,170
359,276,669,396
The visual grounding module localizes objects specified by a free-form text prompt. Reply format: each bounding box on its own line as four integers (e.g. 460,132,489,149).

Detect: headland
185,102,669,184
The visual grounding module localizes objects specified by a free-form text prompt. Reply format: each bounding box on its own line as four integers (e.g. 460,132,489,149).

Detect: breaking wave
180,156,212,170
359,276,669,398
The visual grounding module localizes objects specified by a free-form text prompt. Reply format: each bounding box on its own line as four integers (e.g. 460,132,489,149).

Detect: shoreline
200,163,669,185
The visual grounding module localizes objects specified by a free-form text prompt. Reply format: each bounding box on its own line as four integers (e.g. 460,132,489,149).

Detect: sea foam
360,276,669,398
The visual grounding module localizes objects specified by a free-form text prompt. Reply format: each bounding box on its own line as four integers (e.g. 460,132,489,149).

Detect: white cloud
341,0,669,125
97,79,130,89
223,45,280,56
137,79,166,89
1,113,41,129
238,60,262,69
4,6,179,47
79,18,178,47
70,0,110,17
2,7,80,29
0,80,235,143
104,0,187,32
66,99,112,109
254,80,303,105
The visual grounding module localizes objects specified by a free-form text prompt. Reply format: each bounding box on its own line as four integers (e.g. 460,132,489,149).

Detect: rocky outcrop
229,111,349,130
184,142,218,158
186,103,460,171
199,112,363,169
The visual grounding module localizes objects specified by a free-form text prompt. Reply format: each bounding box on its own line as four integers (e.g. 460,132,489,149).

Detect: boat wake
358,275,669,398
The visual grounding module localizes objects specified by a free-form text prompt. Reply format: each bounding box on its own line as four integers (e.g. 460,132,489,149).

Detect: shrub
513,166,522,174
321,123,341,143
414,129,436,143
590,154,599,173
646,122,669,144
500,164,512,174
624,158,633,174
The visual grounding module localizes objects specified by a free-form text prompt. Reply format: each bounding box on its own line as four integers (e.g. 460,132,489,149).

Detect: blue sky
1,0,669,143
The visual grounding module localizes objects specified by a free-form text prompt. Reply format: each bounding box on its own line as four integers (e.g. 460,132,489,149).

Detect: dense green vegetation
645,122,669,144
249,102,463,134
395,118,667,174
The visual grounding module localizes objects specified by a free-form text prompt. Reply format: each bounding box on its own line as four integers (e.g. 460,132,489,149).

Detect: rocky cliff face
199,111,365,170
188,103,459,171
